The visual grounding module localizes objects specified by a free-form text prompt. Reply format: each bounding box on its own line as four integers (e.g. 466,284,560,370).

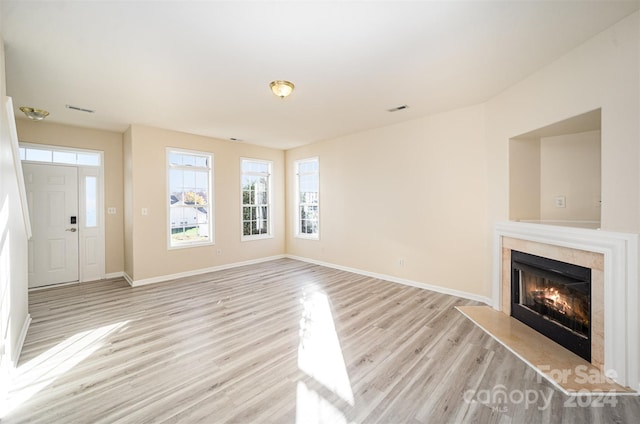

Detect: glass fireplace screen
517,263,590,338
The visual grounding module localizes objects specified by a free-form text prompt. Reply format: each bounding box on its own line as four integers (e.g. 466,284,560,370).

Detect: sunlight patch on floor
297,287,355,423
1,320,129,417
296,380,356,424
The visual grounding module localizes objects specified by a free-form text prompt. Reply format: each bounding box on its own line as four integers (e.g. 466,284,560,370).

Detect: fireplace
495,222,639,391
511,250,591,362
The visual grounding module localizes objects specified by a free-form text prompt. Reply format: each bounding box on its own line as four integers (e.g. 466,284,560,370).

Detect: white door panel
24,163,79,287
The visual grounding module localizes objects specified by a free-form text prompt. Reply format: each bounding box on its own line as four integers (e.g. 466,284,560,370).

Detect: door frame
20,143,105,285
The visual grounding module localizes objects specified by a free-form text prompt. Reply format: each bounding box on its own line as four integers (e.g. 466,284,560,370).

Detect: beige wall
509,138,541,221
286,11,639,299
286,104,492,297
15,120,125,275
487,11,639,234
125,125,285,281
540,130,601,221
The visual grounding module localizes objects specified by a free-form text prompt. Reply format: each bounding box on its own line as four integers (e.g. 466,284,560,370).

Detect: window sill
241,234,274,242
168,240,214,250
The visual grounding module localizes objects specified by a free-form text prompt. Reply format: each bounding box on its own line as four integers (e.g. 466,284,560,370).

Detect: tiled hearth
470,222,638,393
456,305,632,393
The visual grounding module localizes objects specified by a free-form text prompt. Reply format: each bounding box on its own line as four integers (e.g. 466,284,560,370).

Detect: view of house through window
241,159,272,240
295,158,319,238
167,149,213,248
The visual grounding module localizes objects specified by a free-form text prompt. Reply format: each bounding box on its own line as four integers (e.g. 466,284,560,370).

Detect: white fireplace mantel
493,221,639,391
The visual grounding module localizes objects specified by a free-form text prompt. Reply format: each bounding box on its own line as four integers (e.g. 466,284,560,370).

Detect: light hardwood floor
3,259,639,423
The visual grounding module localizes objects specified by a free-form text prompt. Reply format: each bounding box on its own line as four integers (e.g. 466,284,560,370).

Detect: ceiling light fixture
269,80,294,99
19,106,49,121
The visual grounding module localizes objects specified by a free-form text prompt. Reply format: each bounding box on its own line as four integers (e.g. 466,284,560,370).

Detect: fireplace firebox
511,250,591,361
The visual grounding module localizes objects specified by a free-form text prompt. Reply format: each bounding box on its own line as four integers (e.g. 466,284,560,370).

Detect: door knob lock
66,228,77,232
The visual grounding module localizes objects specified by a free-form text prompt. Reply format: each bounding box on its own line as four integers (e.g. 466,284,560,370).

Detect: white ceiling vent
65,104,95,113
387,105,409,112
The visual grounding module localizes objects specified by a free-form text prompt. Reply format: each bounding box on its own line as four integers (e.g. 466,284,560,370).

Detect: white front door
24,163,79,287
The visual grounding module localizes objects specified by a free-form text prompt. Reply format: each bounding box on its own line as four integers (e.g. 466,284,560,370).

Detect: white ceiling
1,1,639,150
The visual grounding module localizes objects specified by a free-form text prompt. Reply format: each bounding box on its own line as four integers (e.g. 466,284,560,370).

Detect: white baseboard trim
103,272,125,280
109,254,490,305
12,314,31,365
126,255,287,287
123,272,134,287
286,255,492,305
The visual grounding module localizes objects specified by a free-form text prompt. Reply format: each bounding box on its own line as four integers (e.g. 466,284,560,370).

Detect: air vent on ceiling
387,104,409,112
65,104,95,113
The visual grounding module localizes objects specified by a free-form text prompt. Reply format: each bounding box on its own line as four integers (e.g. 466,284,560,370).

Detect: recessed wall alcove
509,109,601,229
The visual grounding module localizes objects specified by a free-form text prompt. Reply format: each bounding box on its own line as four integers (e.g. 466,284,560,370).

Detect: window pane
257,177,267,192
77,152,100,166
170,169,183,194
170,207,184,229
53,151,77,165
85,176,97,227
183,154,196,167
184,170,196,190
195,171,208,191
299,160,318,173
19,147,26,160
194,206,208,224
199,191,208,205
300,175,319,193
169,153,183,166
171,207,210,245
307,205,319,220
25,148,52,162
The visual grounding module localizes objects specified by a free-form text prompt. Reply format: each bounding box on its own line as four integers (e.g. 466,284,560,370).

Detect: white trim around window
166,148,214,249
241,158,273,241
294,157,319,240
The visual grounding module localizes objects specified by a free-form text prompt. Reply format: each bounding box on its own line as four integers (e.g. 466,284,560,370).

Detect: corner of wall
123,126,134,279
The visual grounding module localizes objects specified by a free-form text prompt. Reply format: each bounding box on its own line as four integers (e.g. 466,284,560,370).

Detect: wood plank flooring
3,258,639,423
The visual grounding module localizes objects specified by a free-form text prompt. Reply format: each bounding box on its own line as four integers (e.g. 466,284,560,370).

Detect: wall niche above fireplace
509,109,601,229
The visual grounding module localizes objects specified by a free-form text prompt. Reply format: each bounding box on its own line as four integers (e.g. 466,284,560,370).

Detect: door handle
66,228,77,232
